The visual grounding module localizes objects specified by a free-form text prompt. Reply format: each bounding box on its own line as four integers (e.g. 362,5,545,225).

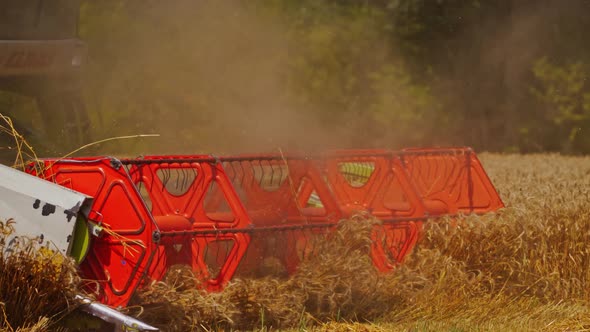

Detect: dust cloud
86,1,343,155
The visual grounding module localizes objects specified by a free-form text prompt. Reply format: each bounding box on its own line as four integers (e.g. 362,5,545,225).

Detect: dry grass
0,113,38,171
0,220,80,332
130,216,384,330
374,153,590,331
132,153,590,331
4,153,590,331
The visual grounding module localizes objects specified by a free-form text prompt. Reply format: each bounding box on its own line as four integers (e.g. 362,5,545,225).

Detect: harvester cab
0,0,89,157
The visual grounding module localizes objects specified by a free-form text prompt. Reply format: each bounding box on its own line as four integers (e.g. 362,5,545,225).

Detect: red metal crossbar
26,148,503,307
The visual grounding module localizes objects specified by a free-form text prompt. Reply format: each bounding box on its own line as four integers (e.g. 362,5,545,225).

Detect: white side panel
0,164,91,255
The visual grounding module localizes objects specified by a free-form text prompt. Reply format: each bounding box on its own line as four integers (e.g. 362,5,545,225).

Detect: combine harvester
21,147,503,313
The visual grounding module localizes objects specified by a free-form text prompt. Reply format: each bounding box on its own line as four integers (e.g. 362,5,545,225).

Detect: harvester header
25,147,503,308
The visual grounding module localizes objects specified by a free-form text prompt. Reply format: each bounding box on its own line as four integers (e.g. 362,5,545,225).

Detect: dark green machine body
0,0,89,158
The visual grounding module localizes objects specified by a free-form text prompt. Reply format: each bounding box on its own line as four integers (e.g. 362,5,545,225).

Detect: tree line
2,0,590,155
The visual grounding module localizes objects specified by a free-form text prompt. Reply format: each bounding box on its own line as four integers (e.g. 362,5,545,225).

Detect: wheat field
3,153,590,331
126,153,590,331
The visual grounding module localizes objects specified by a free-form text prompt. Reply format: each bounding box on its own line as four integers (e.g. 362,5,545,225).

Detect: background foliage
3,0,590,155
